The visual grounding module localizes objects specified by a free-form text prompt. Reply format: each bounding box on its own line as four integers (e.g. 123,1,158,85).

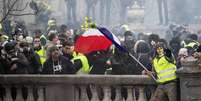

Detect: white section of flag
82,29,104,37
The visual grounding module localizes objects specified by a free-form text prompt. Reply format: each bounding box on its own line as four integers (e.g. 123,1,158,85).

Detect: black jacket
23,49,42,74
2,52,30,74
42,56,75,74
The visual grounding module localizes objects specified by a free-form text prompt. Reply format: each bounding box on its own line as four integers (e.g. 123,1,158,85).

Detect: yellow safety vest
35,48,46,65
72,52,92,74
153,56,177,83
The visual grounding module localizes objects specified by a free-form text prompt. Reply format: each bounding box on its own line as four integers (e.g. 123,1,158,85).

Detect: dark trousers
151,82,177,101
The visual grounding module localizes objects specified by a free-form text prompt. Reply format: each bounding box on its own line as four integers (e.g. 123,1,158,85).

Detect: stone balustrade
177,57,201,101
0,75,156,101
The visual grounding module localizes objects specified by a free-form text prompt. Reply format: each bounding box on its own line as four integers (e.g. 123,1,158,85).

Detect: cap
121,24,130,31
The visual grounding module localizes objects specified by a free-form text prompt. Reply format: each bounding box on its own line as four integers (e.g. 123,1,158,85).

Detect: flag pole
128,52,157,81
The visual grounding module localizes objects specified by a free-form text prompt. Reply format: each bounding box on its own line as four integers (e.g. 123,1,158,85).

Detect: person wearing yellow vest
33,36,46,66
145,43,177,101
62,40,92,74
182,34,200,52
182,39,199,50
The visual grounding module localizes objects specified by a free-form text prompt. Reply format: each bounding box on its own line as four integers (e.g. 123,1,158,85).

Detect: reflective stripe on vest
35,48,46,65
72,52,91,74
153,56,177,83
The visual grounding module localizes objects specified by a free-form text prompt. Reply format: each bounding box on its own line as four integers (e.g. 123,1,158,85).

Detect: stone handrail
0,75,156,101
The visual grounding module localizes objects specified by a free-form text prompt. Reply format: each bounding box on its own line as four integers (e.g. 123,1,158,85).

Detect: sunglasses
34,40,40,43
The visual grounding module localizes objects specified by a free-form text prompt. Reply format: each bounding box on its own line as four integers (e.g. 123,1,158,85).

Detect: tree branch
11,2,28,11
9,13,36,16
0,0,19,23
0,0,36,23
7,0,11,9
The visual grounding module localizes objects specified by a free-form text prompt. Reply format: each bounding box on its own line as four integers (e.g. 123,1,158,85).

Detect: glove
164,49,172,58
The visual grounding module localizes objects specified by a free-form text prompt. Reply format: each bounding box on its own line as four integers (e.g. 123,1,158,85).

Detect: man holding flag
99,27,177,101
146,43,178,101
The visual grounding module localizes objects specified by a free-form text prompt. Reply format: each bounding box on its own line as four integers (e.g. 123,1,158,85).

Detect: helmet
48,19,56,27
120,24,130,32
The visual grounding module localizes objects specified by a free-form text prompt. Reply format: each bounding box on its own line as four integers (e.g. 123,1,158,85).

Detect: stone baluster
80,85,89,101
150,86,156,99
15,86,24,101
37,86,44,101
138,86,146,101
133,88,136,101
126,86,134,101
74,86,80,101
0,86,2,101
4,86,13,101
102,86,111,101
114,86,123,101
90,85,100,101
26,86,34,101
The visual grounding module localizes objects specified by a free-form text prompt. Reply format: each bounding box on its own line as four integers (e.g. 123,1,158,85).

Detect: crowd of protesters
0,1,201,101
0,18,201,75
1,17,201,101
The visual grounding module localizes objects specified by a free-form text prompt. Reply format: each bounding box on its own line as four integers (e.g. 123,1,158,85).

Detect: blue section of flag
98,27,129,53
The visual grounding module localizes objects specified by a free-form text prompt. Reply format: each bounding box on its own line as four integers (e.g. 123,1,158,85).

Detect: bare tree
157,0,168,25
0,0,35,23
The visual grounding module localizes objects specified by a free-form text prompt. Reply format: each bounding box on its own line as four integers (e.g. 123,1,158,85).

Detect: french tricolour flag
75,27,128,54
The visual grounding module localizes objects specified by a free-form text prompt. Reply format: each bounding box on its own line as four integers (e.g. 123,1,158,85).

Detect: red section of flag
75,35,112,54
